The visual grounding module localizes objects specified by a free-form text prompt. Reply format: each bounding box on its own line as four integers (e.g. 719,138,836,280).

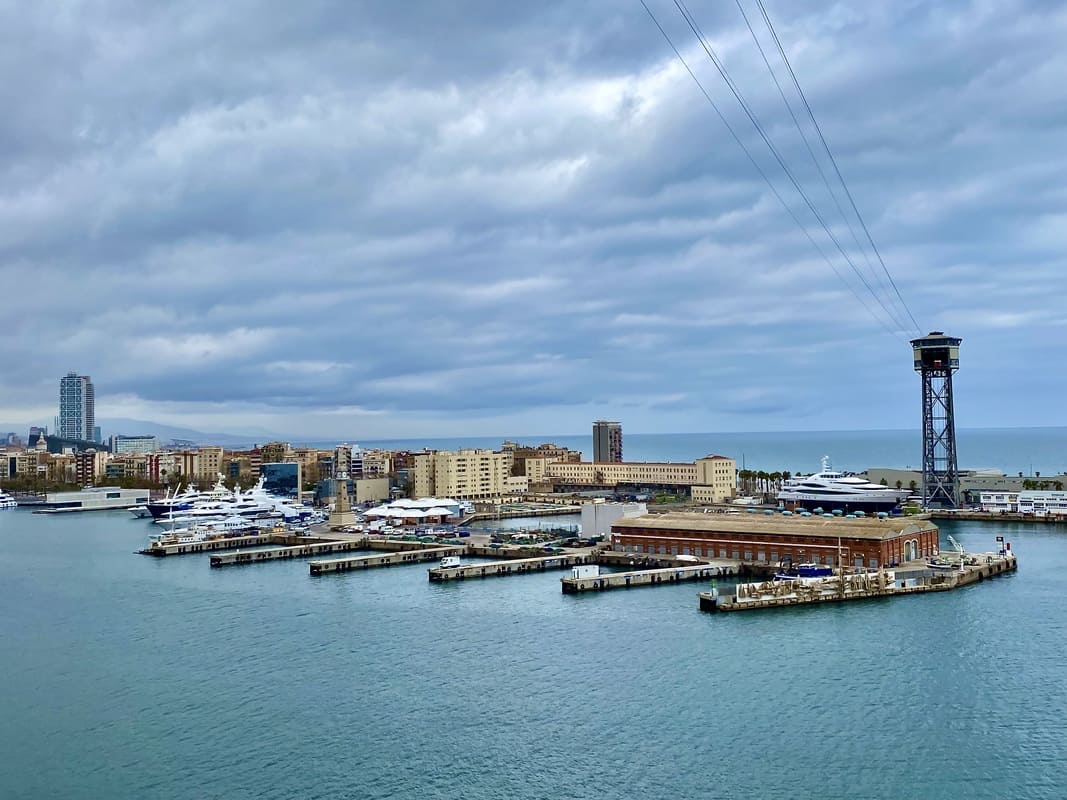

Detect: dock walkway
210,539,368,567
310,546,464,575
561,561,737,593
700,553,1017,612
428,552,594,582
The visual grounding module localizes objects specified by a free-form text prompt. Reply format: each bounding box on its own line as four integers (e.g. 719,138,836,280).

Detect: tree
895,480,903,490
909,480,917,492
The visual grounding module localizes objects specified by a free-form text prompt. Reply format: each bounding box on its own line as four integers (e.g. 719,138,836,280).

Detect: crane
947,535,966,570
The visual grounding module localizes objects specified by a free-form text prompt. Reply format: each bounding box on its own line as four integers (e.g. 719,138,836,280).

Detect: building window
719,549,727,559
869,558,879,569
743,550,753,561
757,551,766,563
771,552,779,563
732,550,740,560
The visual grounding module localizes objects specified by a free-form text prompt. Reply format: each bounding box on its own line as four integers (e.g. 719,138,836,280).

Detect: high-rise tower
911,332,961,508
58,372,95,441
593,420,622,463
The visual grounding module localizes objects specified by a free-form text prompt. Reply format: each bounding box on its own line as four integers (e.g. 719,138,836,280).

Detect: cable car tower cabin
912,332,962,508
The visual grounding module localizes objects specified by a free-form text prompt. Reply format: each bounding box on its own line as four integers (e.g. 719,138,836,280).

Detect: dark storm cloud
2,0,1066,436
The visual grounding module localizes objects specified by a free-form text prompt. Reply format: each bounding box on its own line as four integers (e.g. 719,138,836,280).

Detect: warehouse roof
611,512,937,541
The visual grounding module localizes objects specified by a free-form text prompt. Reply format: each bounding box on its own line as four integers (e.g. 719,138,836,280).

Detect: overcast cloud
1,0,1065,439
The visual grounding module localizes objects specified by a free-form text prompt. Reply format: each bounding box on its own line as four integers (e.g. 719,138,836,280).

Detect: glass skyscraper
58,372,95,442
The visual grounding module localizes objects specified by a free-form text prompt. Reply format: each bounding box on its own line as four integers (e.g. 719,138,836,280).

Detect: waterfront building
593,420,623,463
196,446,225,480
362,449,392,478
316,476,391,505
57,372,95,441
1016,491,1067,518
109,435,159,455
40,486,150,512
411,449,515,501
530,455,736,503
105,455,148,481
74,449,108,485
260,441,290,464
611,513,940,569
581,501,648,540
502,441,582,476
261,461,302,498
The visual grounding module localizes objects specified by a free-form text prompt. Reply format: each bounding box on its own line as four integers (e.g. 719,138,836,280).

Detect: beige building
197,446,225,480
411,449,515,500
691,455,737,504
528,454,736,503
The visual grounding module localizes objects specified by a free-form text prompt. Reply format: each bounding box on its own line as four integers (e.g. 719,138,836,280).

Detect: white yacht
145,475,235,519
0,491,18,509
777,456,909,513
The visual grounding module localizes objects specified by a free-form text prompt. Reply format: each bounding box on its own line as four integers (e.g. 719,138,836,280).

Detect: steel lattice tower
911,332,962,508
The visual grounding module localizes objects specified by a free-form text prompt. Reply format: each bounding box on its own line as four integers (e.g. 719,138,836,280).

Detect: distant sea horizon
292,426,1067,477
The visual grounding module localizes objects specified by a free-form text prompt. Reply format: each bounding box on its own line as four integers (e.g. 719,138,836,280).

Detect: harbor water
1,510,1065,799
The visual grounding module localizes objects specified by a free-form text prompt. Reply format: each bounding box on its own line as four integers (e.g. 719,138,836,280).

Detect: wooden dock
310,546,464,575
699,553,1017,612
560,561,737,593
427,552,594,582
209,539,369,567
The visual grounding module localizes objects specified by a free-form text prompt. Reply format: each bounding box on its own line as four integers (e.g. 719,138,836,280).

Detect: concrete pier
428,552,594,582
310,546,464,575
700,553,1017,612
140,533,275,557
209,539,369,567
561,561,737,593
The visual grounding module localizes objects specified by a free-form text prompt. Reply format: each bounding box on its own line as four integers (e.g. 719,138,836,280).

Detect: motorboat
774,562,835,581
777,456,909,513
0,491,17,510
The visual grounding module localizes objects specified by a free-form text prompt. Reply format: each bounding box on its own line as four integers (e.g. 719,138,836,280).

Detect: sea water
0,508,1064,800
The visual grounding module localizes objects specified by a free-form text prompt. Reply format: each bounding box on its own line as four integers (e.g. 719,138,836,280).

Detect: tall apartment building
593,420,622,463
58,372,95,441
196,446,225,480
411,449,515,500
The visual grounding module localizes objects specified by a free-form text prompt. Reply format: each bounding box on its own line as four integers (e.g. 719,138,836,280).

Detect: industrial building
611,513,940,570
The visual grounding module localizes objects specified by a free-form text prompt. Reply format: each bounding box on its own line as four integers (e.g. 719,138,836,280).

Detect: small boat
128,506,152,519
440,555,462,569
926,558,958,571
775,562,835,581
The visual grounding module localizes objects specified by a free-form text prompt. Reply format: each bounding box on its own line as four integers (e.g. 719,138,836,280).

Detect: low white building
581,501,647,541
42,487,150,512
979,491,1019,512
1017,491,1067,517
980,490,1067,517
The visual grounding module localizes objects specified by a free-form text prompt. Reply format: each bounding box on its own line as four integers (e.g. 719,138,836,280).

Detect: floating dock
699,553,1017,612
310,545,464,575
560,561,737,593
427,552,594,582
209,539,369,567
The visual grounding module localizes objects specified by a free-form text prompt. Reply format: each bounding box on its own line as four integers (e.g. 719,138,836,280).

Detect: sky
1,0,1065,439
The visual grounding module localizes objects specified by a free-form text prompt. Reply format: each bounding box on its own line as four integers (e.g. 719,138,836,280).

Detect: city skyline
2,3,1066,439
